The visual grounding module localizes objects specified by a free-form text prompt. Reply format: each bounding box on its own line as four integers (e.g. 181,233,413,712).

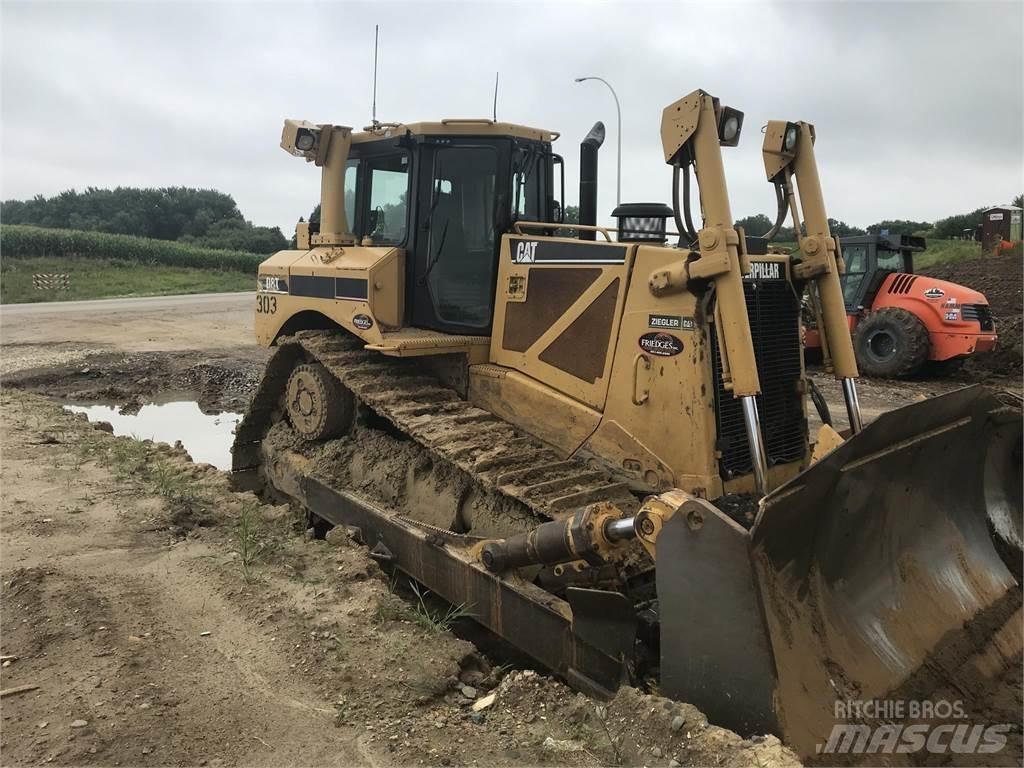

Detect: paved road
1,291,256,356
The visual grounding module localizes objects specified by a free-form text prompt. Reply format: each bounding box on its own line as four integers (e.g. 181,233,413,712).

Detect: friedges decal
639,332,684,357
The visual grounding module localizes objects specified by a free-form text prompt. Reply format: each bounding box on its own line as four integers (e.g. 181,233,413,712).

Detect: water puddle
65,395,241,471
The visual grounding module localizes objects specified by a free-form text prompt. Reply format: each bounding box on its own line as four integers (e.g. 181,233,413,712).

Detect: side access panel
586,244,721,493
255,245,404,346
491,236,633,411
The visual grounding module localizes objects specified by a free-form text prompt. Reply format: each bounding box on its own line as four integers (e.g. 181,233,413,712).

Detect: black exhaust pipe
579,122,605,240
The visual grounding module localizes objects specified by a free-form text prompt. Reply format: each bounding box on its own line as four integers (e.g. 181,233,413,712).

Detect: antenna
371,25,380,127
492,72,499,122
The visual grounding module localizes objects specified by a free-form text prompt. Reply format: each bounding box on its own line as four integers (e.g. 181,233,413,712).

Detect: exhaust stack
579,122,605,240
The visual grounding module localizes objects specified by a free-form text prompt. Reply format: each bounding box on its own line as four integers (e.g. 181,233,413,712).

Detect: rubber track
233,330,637,524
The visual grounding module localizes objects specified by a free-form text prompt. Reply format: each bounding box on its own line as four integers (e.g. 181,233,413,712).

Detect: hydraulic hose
681,161,700,243
672,162,699,247
763,182,787,241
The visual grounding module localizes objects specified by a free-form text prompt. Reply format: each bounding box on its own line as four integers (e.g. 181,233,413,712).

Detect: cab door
411,142,506,335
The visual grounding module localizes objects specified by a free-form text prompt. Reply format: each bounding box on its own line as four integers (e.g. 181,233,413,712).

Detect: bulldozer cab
335,127,557,336
838,233,924,310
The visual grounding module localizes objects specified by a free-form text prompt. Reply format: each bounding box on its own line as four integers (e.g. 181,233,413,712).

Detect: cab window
512,147,547,221
344,159,359,229
364,154,409,244
840,245,868,306
876,249,903,273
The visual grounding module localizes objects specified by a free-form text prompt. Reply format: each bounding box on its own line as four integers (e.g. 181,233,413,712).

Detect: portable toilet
981,205,1023,251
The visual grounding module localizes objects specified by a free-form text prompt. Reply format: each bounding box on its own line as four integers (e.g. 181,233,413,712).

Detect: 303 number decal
256,295,278,314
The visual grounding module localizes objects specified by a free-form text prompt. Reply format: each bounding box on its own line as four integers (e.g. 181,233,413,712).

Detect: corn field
0,225,264,273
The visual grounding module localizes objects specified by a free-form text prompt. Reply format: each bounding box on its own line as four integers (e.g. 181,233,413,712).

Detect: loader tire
853,307,930,378
284,362,353,440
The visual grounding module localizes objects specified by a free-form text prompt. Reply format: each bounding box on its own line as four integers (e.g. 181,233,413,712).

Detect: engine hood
883,272,989,306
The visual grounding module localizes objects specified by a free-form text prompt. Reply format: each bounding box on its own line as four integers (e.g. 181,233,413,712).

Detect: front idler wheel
284,363,353,441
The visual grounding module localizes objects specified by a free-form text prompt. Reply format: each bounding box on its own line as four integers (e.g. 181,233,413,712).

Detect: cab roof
351,119,557,144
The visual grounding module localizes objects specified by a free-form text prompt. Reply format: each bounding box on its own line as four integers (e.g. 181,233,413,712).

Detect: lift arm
661,89,770,492
762,121,863,431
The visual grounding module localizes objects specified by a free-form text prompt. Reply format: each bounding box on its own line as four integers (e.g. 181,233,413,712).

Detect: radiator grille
961,303,994,331
710,280,806,479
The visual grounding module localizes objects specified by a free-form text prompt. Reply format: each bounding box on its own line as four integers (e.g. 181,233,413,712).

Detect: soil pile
921,252,1022,376
1,349,265,412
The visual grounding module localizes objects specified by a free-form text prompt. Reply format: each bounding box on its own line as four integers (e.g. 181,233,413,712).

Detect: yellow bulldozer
232,89,1022,760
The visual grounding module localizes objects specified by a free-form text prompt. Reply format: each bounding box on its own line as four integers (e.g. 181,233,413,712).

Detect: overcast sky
2,1,1021,235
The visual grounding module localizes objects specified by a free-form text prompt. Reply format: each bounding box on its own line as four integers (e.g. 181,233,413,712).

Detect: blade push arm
762,121,864,432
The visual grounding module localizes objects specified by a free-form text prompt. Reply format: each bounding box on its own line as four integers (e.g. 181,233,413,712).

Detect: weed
594,705,624,765
149,462,197,502
408,580,474,634
73,432,105,468
108,438,148,479
233,501,267,582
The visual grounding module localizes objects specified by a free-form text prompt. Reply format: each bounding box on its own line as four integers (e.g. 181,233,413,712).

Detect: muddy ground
0,307,1020,767
921,249,1023,377
0,389,797,768
1,346,267,414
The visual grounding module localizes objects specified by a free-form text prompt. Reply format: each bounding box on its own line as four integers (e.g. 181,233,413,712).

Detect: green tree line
0,187,287,254
735,193,1023,241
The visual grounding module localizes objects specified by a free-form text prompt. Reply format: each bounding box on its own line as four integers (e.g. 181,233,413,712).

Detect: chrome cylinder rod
741,396,770,496
842,378,864,434
604,516,638,542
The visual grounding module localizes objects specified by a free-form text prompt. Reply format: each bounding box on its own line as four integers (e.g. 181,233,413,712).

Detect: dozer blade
751,385,1022,758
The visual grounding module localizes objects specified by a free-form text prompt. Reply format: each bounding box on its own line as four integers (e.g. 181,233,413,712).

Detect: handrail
511,221,704,246
512,220,613,242
440,118,496,125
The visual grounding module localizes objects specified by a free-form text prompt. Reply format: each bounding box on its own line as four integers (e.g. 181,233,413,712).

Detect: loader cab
340,123,558,336
838,234,923,311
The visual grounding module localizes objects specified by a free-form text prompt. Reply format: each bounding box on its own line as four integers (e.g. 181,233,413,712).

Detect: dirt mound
475,673,799,767
921,252,1022,376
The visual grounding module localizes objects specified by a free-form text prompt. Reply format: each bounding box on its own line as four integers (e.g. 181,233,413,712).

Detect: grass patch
150,461,200,503
373,574,474,633
1,256,253,304
408,580,474,633
233,501,268,583
914,239,988,270
108,436,150,480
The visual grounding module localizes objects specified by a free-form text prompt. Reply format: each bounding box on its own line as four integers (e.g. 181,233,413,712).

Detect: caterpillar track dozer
232,89,1022,761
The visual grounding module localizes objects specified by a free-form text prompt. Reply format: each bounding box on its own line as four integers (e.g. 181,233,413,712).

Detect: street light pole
575,76,621,206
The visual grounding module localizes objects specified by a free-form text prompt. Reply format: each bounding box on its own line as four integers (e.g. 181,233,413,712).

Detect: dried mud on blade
751,385,1022,759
